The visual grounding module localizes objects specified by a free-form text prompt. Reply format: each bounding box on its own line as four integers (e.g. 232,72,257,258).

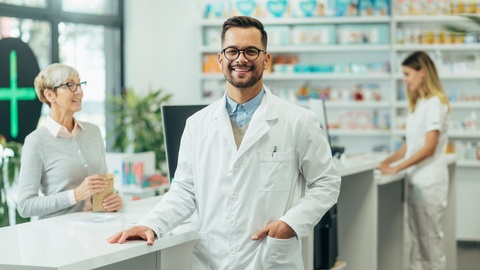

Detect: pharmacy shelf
394,101,480,109
457,160,480,168
200,73,392,81
451,102,480,109
200,16,390,26
326,101,391,109
448,131,480,138
329,129,391,136
393,130,480,138
201,44,390,53
392,15,472,23
394,73,480,80
394,44,480,51
263,73,391,81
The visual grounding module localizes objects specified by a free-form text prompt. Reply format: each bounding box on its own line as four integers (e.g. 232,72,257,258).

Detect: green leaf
107,89,172,172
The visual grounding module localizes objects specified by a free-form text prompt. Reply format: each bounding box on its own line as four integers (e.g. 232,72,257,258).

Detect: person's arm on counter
378,143,406,171
378,130,439,175
108,225,156,246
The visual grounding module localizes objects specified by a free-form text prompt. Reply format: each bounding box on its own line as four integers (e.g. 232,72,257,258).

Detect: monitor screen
162,104,206,181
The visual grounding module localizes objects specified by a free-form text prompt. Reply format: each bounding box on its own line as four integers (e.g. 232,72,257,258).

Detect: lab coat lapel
236,87,278,159
211,94,237,149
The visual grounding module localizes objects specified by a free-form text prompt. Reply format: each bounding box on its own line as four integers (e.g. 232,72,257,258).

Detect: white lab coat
405,96,449,270
138,86,341,270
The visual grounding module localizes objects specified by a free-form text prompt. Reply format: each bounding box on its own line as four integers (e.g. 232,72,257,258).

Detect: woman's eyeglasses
54,81,87,92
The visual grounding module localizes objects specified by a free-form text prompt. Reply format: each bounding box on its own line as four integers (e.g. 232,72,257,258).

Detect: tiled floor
457,241,480,270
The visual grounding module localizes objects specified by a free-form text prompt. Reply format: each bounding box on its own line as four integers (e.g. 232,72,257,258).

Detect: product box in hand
92,174,114,212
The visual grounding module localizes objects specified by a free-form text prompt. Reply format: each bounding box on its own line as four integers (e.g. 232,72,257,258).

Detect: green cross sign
0,50,37,139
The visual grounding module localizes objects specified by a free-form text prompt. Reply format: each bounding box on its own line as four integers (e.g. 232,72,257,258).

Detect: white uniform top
138,86,341,269
405,96,449,188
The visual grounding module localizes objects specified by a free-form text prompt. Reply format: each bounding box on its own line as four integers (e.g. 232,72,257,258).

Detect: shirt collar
44,115,84,138
226,89,265,116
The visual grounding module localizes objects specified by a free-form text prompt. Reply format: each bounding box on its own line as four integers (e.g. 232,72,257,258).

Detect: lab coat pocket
260,236,303,269
192,232,212,269
259,152,294,191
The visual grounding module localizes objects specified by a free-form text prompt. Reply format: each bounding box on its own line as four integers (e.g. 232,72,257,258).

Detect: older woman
17,63,122,219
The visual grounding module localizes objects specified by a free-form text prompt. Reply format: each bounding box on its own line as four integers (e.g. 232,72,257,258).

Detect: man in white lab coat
108,16,341,269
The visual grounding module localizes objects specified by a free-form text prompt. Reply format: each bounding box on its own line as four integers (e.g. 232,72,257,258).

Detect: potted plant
108,89,172,173
0,135,29,227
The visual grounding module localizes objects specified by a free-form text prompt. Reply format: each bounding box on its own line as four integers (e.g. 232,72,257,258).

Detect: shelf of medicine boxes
199,16,391,27
292,100,392,137
199,15,392,81
392,101,480,138
392,15,477,23
392,129,480,139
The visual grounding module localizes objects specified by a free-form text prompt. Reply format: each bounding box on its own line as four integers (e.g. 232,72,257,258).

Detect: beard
224,64,263,89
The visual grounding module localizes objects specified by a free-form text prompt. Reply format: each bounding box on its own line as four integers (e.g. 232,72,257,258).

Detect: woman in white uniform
378,51,450,270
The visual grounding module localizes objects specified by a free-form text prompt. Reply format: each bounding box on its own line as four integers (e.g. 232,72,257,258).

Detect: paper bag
92,174,114,212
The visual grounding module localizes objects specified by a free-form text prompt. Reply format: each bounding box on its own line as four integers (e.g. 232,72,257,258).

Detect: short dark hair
221,16,268,49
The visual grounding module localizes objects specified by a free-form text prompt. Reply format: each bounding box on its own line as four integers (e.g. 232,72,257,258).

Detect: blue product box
203,0,230,18
203,27,222,46
335,0,358,16
258,0,289,18
232,0,258,16
291,25,336,45
294,64,312,73
373,0,389,15
291,0,319,17
311,65,334,73
358,0,374,16
265,26,290,46
337,24,389,44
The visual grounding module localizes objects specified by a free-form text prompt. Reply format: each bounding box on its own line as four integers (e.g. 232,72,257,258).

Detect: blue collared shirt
226,89,265,128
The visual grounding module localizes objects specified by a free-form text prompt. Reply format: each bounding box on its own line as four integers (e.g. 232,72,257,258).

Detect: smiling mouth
232,66,252,73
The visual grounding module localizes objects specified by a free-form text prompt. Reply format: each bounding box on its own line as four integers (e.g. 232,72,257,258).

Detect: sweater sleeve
16,132,73,218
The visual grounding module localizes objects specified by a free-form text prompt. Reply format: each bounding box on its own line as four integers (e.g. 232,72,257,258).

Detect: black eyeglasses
54,81,87,92
221,47,266,61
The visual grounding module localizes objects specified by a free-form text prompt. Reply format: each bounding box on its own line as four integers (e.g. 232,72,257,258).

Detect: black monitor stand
314,204,338,269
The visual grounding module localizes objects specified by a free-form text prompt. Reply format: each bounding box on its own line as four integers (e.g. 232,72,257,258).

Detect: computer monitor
162,104,206,181
308,99,344,157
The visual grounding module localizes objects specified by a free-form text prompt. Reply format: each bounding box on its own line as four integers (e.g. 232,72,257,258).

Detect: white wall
124,0,205,104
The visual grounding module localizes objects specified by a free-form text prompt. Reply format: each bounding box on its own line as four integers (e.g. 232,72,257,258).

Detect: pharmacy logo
0,38,42,143
0,51,36,138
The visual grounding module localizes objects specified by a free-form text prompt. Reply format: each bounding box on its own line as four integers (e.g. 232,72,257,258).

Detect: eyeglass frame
53,81,87,92
221,46,266,61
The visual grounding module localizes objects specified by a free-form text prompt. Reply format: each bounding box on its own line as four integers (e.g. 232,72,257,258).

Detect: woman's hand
378,165,398,175
103,193,123,212
74,175,108,202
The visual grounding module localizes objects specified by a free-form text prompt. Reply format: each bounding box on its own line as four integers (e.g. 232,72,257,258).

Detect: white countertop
0,153,457,270
0,196,197,270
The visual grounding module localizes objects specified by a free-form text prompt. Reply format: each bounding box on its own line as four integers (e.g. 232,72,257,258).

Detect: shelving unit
199,3,480,241
199,13,480,150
